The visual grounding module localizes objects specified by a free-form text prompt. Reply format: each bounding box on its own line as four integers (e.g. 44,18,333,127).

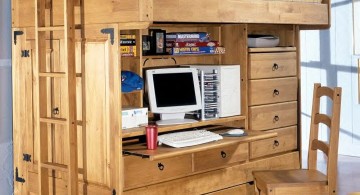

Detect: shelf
122,115,246,138
248,47,296,53
122,129,277,160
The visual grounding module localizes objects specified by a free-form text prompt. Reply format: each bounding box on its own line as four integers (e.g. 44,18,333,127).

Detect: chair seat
253,169,328,191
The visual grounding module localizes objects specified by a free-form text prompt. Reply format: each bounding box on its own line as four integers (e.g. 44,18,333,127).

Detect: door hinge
13,31,24,45
100,28,115,45
15,167,25,183
112,189,116,195
23,153,31,162
21,50,30,58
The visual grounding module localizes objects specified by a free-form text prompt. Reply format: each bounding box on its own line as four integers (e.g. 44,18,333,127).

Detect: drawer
250,126,297,159
249,101,297,131
194,143,248,172
249,52,297,79
249,77,298,106
124,154,192,189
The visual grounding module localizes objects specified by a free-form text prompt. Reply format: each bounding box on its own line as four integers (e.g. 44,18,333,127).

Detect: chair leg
254,180,260,195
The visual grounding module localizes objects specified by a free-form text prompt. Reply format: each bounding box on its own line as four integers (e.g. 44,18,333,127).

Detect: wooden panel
153,0,328,25
194,143,248,172
123,152,300,195
249,77,298,106
12,28,33,194
249,101,297,131
249,52,297,79
124,154,193,190
250,126,297,159
12,0,152,28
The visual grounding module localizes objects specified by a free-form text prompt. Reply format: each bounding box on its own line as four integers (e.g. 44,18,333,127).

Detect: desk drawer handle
272,63,279,71
158,163,164,171
52,107,60,115
221,151,227,158
273,89,280,96
273,140,280,148
273,115,280,122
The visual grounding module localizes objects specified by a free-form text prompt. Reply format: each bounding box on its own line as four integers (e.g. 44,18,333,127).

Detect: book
120,39,136,46
166,46,225,55
166,32,210,42
166,41,219,48
120,34,136,39
121,46,137,56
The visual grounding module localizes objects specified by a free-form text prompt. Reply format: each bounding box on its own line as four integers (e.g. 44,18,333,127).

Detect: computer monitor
146,68,202,125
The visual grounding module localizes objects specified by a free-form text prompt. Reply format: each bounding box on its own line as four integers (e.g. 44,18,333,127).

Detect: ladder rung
39,72,66,78
41,162,68,172
40,117,67,125
37,26,64,32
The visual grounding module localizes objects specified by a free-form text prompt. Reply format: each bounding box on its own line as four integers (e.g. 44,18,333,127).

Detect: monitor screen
153,72,197,107
146,68,202,125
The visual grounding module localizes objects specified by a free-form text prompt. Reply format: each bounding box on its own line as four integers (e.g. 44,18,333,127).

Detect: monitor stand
156,113,198,126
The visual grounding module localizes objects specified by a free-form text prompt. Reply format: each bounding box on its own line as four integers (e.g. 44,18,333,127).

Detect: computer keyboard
158,130,223,148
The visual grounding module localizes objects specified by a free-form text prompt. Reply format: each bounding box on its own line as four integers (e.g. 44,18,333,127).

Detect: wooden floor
302,153,360,195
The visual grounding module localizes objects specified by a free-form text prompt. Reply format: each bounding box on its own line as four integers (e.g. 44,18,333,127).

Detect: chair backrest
307,83,342,194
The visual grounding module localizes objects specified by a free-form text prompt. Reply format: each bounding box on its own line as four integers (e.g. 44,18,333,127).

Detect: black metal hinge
100,28,115,45
15,167,25,183
112,189,116,195
21,50,30,58
23,153,31,162
13,31,24,45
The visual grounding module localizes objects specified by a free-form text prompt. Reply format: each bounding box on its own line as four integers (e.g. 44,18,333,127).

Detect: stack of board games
120,34,136,57
165,32,225,55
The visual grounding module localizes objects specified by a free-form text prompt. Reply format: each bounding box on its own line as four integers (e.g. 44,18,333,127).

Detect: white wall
0,0,13,194
300,0,360,157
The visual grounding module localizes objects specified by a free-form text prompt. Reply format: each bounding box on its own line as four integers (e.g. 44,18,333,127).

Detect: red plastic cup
146,125,158,150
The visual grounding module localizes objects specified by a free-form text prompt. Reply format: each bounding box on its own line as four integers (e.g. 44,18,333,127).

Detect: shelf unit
11,0,330,194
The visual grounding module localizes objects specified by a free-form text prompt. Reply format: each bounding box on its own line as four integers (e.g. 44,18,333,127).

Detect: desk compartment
249,77,298,106
193,143,248,172
249,101,297,131
124,154,192,189
249,52,297,79
249,126,297,159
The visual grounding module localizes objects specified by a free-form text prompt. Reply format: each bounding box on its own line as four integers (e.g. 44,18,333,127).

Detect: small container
146,125,158,150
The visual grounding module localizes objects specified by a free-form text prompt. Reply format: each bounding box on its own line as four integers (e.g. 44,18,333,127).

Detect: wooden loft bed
12,0,330,25
12,0,330,194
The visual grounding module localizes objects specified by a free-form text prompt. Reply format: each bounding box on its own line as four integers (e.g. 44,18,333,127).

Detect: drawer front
250,126,297,159
249,52,297,79
249,77,298,106
194,143,248,172
249,101,297,131
124,154,192,189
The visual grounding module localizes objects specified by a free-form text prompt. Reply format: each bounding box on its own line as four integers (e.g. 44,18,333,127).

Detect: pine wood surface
253,84,342,195
249,101,298,131
123,130,277,160
249,52,297,79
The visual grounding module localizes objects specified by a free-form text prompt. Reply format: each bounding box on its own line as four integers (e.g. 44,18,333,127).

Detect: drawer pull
273,89,280,96
158,163,165,171
272,63,279,71
273,115,280,122
273,140,280,148
220,151,227,158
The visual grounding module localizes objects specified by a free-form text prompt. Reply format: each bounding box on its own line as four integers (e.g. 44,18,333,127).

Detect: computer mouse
226,129,245,135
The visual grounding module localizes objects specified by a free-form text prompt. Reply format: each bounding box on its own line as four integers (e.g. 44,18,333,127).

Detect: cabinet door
12,28,33,194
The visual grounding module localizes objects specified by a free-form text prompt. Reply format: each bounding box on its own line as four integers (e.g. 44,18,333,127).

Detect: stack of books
120,34,136,57
165,32,225,55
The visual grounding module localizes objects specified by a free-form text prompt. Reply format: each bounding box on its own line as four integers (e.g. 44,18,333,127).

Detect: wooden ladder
34,0,78,194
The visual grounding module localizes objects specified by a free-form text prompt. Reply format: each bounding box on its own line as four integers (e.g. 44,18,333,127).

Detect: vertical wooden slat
35,0,50,193
64,0,79,194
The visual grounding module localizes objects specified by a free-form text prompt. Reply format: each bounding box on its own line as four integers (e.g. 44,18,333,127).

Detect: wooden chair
253,83,342,195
